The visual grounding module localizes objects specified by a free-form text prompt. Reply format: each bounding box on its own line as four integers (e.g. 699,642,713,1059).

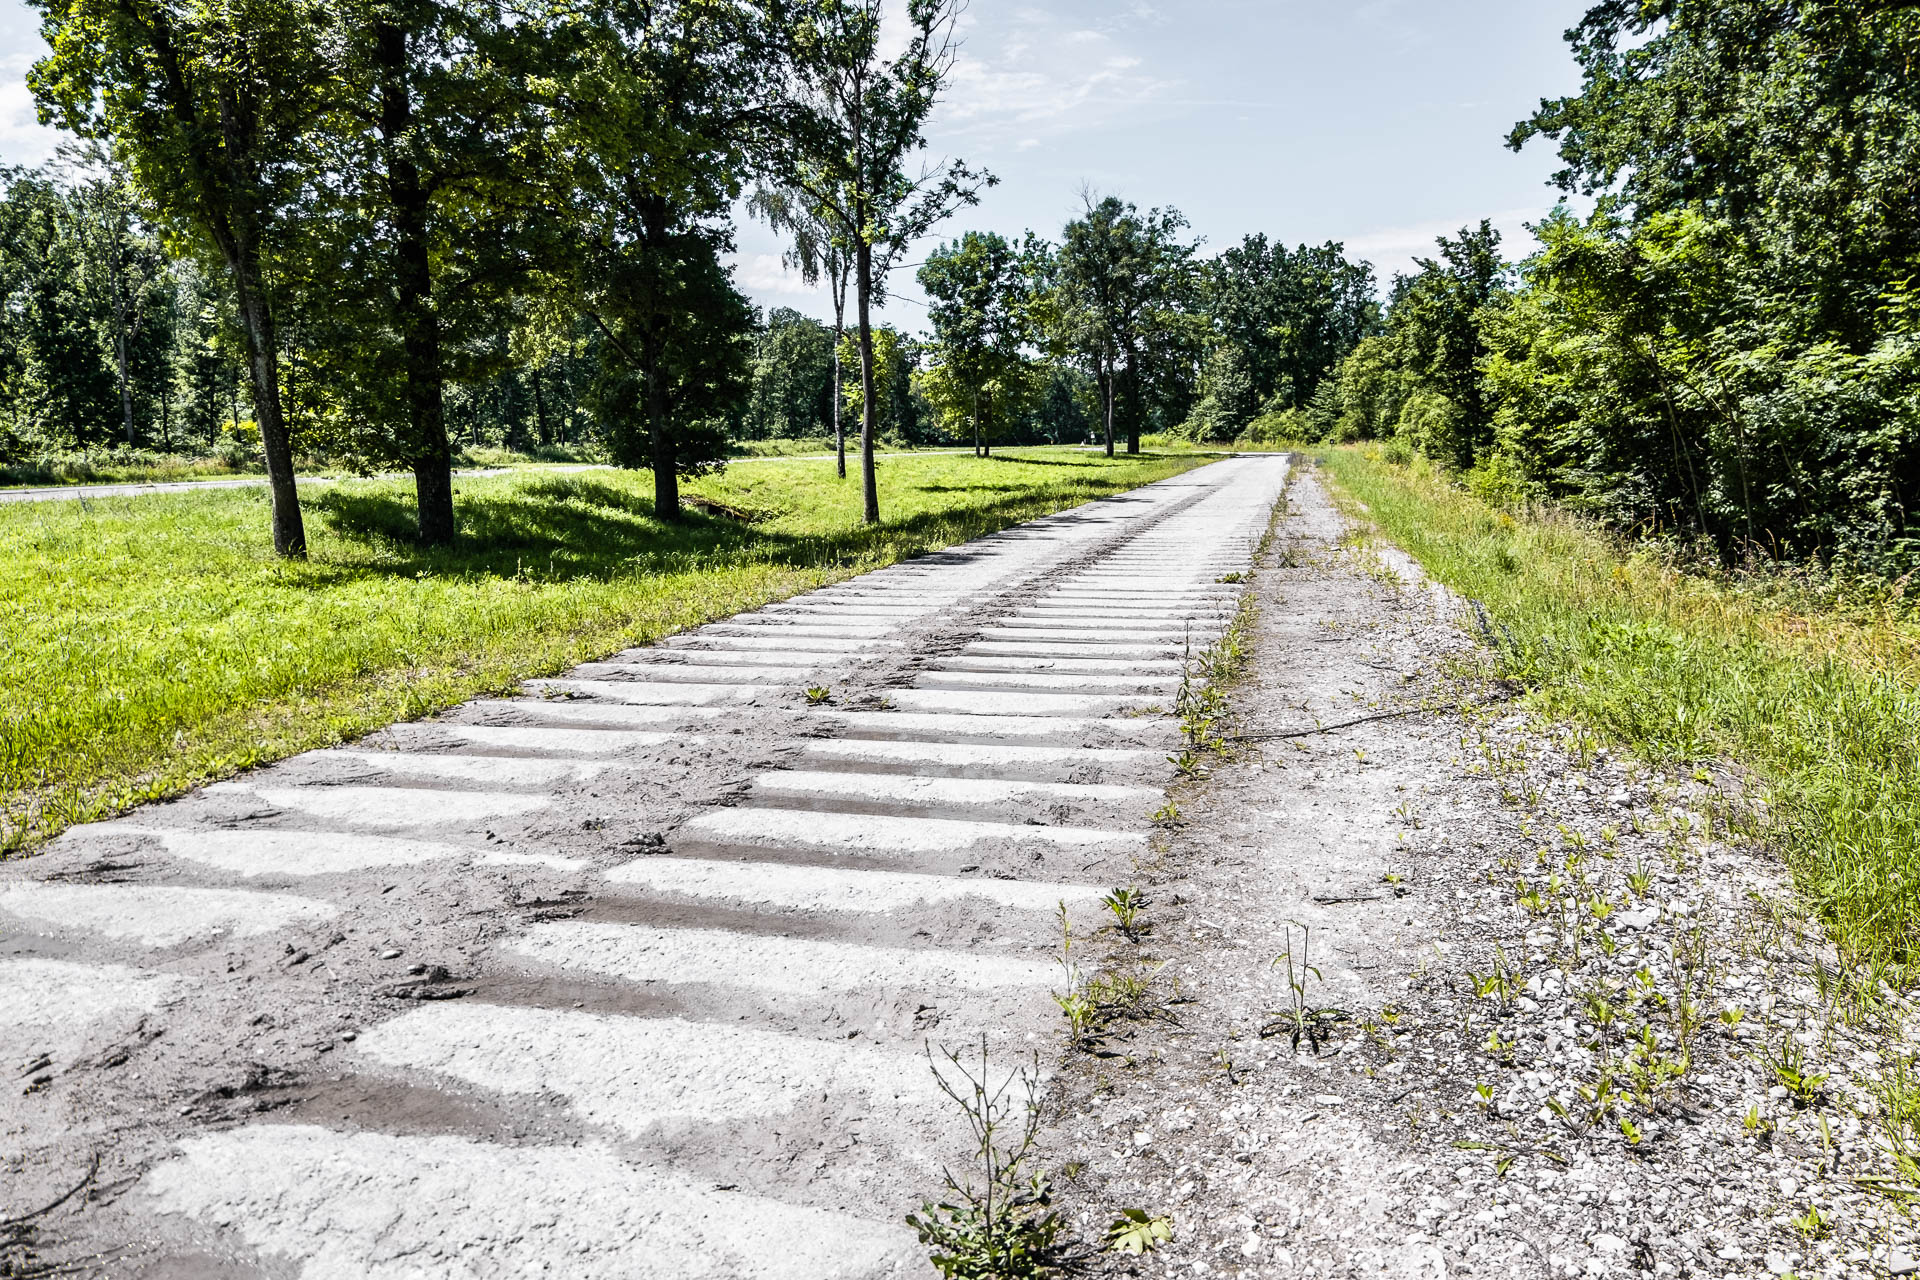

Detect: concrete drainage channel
0,455,1289,1278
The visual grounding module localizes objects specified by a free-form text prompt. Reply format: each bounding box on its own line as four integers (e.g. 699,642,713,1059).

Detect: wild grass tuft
1318,446,1920,966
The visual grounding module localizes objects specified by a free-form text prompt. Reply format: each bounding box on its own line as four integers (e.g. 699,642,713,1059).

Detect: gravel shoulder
1037,461,1920,1280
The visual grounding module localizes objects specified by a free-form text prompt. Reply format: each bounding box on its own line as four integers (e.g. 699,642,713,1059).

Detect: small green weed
907,1037,1064,1279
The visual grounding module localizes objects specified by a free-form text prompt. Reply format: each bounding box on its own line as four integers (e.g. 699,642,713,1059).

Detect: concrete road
0,455,1290,1278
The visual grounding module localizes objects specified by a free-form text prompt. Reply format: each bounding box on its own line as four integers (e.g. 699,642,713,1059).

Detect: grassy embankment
2,447,1211,853
1317,445,1920,966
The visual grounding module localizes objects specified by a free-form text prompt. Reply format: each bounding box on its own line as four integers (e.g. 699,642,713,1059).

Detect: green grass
0,442,609,489
1,447,1209,853
1317,444,1920,965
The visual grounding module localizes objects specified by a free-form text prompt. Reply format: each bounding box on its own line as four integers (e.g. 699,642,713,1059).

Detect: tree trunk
981,387,990,457
832,286,847,480
856,238,879,524
145,5,303,553
1101,357,1115,458
1123,354,1140,455
972,388,981,457
233,249,306,557
645,327,679,519
116,334,136,447
376,21,455,546
531,364,551,447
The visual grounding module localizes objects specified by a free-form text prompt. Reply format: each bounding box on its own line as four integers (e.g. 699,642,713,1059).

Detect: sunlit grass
1318,444,1920,965
1,447,1210,852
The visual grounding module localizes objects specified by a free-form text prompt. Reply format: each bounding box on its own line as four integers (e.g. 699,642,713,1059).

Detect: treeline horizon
0,153,1384,480
4,0,1915,574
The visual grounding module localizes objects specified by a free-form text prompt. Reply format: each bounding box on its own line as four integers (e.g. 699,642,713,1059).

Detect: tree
743,307,836,440
918,230,1040,456
556,0,786,520
1383,221,1509,469
749,183,853,475
65,149,172,447
1206,235,1378,415
0,167,121,450
29,0,322,554
782,0,990,522
1052,194,1197,455
586,232,752,483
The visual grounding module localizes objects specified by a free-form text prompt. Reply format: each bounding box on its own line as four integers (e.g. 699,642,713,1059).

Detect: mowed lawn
2,448,1213,852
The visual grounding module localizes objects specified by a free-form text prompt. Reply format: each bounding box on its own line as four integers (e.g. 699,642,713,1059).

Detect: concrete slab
378,724,683,756
510,922,1056,994
911,671,1182,695
961,641,1184,661
530,679,771,707
674,806,1143,857
468,699,741,728
744,770,1161,816
143,1125,920,1280
703,622,898,638
0,958,190,1063
297,750,605,788
230,784,551,828
605,855,1102,913
883,689,1153,717
620,649,869,670
0,881,336,946
818,709,1169,745
569,662,823,685
795,738,1160,781
984,619,1224,637
74,826,472,876
933,655,1185,675
658,634,900,653
357,1004,937,1131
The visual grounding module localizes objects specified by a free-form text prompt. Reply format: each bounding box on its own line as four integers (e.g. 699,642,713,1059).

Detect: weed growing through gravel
1261,921,1349,1052
1100,887,1149,941
907,1037,1064,1280
1104,1209,1173,1254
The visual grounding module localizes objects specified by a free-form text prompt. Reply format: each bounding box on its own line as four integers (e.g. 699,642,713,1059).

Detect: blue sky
1,0,1595,326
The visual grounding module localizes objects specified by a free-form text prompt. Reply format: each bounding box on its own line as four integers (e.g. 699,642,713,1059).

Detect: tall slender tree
781,0,989,522
555,0,786,520
29,0,325,554
1054,195,1195,456
749,183,853,476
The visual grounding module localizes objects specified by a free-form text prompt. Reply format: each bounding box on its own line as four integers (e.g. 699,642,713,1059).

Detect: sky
1,0,1596,328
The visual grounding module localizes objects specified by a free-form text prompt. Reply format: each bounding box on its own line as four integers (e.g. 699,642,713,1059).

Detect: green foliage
1104,1210,1173,1255
1318,1,1920,572
1205,234,1379,417
1051,195,1203,453
918,230,1045,453
905,1037,1064,1280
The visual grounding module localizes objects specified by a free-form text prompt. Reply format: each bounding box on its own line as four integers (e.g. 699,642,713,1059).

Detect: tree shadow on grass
979,453,1135,468
308,472,1140,586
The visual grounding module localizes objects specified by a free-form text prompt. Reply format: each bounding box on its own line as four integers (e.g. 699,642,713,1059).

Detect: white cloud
734,253,819,298
932,8,1177,147
1345,206,1554,279
0,54,63,168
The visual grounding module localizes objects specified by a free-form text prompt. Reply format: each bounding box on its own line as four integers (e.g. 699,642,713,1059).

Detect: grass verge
1316,444,1920,965
2,448,1208,853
